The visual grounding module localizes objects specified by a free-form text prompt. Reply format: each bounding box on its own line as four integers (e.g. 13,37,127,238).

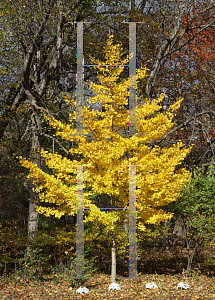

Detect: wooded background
0,0,214,279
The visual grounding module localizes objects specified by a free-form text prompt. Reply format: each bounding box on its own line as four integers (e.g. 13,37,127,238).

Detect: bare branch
22,0,57,89
145,2,215,99
163,19,215,59
40,133,69,154
155,110,213,146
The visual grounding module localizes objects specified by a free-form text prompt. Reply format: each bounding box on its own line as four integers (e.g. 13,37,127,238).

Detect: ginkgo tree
18,35,193,281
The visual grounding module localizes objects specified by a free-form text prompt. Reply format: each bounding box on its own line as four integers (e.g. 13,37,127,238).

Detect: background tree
141,0,215,173
0,0,130,256
172,164,215,277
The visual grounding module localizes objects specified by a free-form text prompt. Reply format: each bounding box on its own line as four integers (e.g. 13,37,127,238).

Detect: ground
0,246,214,299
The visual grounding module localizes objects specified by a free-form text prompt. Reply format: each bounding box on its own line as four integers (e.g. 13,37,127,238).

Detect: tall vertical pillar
129,22,137,137
128,22,137,279
76,22,84,279
76,165,84,279
128,165,137,278
76,22,84,136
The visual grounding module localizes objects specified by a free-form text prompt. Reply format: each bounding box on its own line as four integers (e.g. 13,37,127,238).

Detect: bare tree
144,1,215,99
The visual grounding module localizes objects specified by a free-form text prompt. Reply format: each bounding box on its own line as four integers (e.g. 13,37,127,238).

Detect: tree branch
40,133,69,154
155,110,212,146
163,19,215,59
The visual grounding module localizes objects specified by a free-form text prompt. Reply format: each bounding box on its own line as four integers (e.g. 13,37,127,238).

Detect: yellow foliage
18,35,193,232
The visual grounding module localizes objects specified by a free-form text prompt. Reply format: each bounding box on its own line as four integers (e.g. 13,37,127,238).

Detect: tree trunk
131,0,135,11
162,218,171,250
186,244,195,277
185,237,203,277
20,5,65,256
161,205,171,250
186,241,194,277
123,209,129,233
26,181,39,256
26,114,41,257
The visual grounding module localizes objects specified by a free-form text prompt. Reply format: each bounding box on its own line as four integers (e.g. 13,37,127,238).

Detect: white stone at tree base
76,286,89,294
177,282,190,290
108,283,121,290
146,282,158,289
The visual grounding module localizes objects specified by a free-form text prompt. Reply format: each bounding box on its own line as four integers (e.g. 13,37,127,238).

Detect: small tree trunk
186,246,195,277
186,238,203,277
111,229,116,283
161,205,171,250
